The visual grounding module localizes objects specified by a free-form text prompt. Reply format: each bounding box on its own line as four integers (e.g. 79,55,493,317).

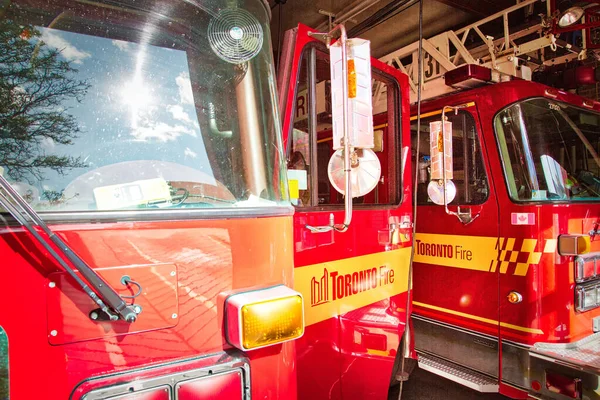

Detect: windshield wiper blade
0,175,139,323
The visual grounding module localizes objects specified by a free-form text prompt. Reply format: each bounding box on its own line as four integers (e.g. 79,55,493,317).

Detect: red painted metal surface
47,263,179,345
412,99,501,339
0,216,296,400
498,382,529,399
280,24,414,400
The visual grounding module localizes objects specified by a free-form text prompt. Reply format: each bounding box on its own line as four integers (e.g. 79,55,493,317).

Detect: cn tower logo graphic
311,268,330,306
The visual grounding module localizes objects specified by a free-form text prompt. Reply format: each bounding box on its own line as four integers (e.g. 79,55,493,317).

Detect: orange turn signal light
558,234,591,256
507,291,523,304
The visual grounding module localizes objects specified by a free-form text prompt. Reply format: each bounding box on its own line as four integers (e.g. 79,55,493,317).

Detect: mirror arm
306,24,352,234
455,206,481,225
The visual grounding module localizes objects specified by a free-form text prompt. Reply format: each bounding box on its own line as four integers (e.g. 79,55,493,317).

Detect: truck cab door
411,101,502,386
278,24,413,400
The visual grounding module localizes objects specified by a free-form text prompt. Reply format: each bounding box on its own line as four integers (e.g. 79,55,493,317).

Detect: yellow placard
294,248,411,326
288,179,299,199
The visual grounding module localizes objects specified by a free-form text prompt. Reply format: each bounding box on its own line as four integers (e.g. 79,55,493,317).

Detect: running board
418,353,499,393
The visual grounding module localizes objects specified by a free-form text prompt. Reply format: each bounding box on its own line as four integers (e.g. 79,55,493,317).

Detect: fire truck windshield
495,98,600,202
0,0,287,212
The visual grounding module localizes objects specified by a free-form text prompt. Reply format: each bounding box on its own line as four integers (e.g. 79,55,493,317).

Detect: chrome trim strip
412,313,497,342
414,314,534,348
80,355,250,400
0,206,294,225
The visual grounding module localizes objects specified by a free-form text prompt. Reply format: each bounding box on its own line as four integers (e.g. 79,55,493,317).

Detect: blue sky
33,27,215,197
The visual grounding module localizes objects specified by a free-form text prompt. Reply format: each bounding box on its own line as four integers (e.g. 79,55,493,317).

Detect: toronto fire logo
310,265,395,307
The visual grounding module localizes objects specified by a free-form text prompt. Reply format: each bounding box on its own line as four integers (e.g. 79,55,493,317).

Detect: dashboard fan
208,8,264,65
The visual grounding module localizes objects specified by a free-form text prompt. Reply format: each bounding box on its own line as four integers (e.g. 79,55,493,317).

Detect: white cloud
40,137,56,151
167,104,198,127
41,30,91,64
112,40,130,51
184,147,197,158
131,122,197,142
176,72,194,105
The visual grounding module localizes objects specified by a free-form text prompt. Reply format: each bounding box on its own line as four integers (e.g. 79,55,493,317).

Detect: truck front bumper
529,332,600,399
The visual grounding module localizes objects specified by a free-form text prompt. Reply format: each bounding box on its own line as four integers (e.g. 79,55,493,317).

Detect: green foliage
0,19,90,183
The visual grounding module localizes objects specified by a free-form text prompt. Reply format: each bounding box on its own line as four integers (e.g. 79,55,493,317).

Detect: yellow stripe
414,233,497,272
374,123,388,129
413,301,544,334
410,102,476,121
295,248,412,326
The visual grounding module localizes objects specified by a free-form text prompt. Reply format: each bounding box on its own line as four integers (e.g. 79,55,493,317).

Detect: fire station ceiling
269,0,518,59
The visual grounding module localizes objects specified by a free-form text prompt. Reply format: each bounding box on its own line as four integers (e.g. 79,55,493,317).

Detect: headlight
225,285,304,351
576,282,600,312
575,254,599,283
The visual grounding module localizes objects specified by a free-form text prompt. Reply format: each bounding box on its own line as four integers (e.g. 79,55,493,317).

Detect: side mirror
427,105,479,225
306,26,378,233
427,118,455,205
328,36,379,200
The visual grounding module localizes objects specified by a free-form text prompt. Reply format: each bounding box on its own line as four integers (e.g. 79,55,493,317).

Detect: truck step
417,352,499,393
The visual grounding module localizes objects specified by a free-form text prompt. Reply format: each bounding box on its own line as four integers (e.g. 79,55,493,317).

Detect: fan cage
208,8,264,64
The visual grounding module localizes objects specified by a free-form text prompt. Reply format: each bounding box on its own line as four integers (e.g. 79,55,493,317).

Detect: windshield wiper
0,175,139,323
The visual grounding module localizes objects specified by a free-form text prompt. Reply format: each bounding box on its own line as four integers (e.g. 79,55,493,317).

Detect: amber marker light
224,285,304,351
507,291,523,304
558,234,591,256
347,59,357,99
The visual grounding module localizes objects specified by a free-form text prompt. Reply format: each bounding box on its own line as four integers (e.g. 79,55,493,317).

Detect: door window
411,111,489,205
288,45,401,207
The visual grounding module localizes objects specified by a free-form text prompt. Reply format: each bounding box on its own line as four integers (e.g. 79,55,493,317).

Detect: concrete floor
388,367,510,400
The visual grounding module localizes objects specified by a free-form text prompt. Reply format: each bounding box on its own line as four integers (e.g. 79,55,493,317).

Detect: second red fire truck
376,1,600,398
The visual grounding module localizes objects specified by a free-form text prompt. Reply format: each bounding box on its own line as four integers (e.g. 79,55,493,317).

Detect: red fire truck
376,1,600,398
0,0,308,398
411,70,600,400
277,24,415,400
0,1,413,399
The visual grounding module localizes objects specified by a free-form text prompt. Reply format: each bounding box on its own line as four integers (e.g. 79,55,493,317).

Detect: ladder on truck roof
373,0,585,108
